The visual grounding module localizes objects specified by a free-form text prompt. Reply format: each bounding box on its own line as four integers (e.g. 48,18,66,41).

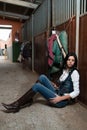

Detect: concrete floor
0,59,87,130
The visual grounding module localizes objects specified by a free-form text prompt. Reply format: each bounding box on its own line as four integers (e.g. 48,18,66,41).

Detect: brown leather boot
2,88,36,113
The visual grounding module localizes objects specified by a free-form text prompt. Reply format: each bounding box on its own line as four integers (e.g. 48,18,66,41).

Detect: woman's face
66,56,75,68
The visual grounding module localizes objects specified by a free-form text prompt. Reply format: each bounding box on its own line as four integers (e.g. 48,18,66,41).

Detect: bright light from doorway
0,25,12,41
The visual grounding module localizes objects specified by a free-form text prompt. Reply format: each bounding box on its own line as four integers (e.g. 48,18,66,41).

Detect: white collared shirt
59,70,80,99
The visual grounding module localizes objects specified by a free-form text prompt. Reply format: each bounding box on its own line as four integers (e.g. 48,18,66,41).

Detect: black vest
57,70,74,96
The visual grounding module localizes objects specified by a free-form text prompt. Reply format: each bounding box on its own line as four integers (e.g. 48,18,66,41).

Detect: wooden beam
0,11,29,20
0,0,38,9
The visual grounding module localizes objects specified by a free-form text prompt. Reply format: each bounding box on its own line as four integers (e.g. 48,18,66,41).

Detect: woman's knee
38,74,47,82
32,83,40,92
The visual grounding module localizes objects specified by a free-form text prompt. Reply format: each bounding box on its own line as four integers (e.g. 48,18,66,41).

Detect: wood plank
0,0,38,9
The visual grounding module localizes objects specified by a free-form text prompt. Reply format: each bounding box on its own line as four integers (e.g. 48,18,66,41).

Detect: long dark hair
63,52,78,69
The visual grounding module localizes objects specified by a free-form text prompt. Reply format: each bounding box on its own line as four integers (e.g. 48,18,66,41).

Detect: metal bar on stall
67,0,69,19
71,0,73,17
69,0,71,18
75,0,80,58
32,14,34,71
84,0,86,13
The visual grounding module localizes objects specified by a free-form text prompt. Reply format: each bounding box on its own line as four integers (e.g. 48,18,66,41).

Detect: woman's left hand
49,96,62,104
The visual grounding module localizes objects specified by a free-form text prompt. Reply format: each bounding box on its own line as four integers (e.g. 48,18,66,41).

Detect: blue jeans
32,75,68,108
